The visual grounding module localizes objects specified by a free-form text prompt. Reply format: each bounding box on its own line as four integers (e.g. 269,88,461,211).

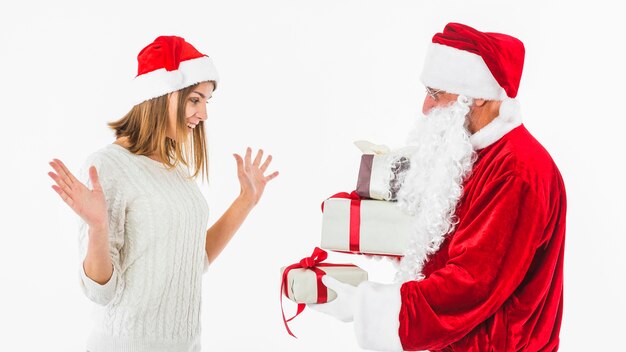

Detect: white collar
469,98,522,150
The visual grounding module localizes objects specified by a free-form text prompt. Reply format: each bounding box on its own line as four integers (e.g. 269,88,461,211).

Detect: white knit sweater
77,143,210,352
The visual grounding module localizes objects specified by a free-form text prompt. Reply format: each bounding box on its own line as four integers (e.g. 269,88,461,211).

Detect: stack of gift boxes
281,141,413,336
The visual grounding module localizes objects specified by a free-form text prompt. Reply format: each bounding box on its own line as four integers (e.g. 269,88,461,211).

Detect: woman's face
166,81,215,140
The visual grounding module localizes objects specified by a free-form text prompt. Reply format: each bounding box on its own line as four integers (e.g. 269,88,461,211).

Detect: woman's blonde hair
108,82,212,182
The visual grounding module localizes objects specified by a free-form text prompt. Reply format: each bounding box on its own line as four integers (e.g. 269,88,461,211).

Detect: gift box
321,192,412,256
280,265,368,304
280,247,368,337
356,154,410,201
354,140,411,201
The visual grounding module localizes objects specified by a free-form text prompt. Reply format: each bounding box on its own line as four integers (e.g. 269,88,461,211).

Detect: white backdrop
1,0,624,350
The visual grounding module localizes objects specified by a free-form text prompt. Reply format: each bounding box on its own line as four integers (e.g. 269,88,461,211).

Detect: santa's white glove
308,276,357,322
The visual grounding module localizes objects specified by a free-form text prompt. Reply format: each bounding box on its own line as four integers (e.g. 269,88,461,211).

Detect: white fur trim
420,43,508,100
353,282,403,351
470,98,522,150
131,56,219,105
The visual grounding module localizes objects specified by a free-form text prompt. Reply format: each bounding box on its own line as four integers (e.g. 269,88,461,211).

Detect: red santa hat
131,35,219,105
420,23,525,100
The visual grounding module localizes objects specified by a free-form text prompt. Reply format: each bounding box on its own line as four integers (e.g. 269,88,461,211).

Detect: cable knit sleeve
204,253,210,273
77,152,127,306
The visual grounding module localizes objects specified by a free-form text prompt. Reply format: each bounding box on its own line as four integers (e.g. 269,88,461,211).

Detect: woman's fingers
48,166,76,202
51,159,76,188
252,149,263,167
259,154,272,173
51,183,76,207
244,147,252,168
237,148,278,182
233,153,245,177
233,153,243,167
51,183,69,203
265,171,279,182
48,158,89,209
49,161,73,192
54,158,80,185
48,170,74,200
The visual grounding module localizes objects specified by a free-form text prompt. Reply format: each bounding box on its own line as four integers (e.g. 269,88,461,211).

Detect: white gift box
321,196,412,256
280,265,368,304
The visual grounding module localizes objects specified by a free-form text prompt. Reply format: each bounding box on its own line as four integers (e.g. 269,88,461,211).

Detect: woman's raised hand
48,159,108,229
233,148,279,207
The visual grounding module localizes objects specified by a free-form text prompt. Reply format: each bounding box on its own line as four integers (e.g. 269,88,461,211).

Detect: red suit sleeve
399,174,546,350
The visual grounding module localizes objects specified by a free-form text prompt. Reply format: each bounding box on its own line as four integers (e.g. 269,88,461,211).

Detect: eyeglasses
425,87,444,101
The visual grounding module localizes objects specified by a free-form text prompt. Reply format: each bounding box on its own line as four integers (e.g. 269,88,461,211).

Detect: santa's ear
473,99,487,107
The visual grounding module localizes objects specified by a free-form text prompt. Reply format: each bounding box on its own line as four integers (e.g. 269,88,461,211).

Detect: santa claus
310,22,567,351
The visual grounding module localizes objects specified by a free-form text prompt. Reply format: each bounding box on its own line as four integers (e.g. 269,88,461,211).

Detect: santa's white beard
393,96,477,283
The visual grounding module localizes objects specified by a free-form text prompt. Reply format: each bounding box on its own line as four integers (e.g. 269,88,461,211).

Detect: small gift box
321,192,412,256
354,140,411,201
280,247,368,337
280,264,368,304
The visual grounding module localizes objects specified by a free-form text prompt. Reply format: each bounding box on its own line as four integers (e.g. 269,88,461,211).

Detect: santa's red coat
353,123,566,351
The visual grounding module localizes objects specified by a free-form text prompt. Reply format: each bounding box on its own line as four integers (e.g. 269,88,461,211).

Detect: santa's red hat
131,35,219,105
420,23,525,100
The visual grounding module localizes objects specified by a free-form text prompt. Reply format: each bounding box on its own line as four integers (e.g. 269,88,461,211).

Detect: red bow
280,247,354,338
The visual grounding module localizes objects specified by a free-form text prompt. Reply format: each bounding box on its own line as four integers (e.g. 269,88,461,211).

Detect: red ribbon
321,191,362,253
280,247,355,338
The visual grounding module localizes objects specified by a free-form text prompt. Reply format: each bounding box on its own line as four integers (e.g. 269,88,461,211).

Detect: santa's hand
308,276,357,322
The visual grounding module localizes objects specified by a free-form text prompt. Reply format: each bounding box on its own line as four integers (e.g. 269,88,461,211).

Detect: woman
47,36,278,351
